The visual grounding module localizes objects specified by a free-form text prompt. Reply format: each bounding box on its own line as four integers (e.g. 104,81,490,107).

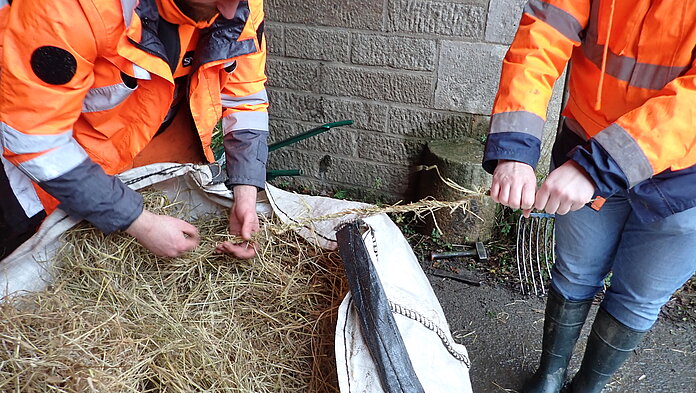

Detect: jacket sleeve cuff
482,132,541,174
568,139,631,197
223,128,269,190
38,159,143,233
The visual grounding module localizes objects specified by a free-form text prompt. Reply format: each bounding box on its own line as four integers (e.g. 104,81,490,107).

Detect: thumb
179,220,200,241
239,214,255,241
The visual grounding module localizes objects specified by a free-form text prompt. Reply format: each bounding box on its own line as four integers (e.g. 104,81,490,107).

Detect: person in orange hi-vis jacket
0,0,268,260
482,1,696,392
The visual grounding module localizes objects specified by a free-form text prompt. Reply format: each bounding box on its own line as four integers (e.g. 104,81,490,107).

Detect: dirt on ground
417,254,696,393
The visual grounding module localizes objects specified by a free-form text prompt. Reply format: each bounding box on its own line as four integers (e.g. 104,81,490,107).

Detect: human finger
489,182,501,203
520,182,536,211
533,185,551,212
216,241,257,259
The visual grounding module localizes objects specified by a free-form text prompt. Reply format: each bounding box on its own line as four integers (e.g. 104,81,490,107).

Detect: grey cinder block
387,0,486,38
387,106,475,140
320,65,433,105
434,41,508,114
485,0,528,44
265,0,383,30
286,27,351,62
268,90,389,132
356,133,425,165
266,58,321,91
351,34,437,71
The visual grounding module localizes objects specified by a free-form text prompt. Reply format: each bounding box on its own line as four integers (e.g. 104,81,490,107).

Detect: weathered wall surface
265,0,563,201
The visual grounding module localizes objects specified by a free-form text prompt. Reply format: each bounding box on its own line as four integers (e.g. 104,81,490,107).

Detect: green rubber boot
564,308,647,393
521,288,593,393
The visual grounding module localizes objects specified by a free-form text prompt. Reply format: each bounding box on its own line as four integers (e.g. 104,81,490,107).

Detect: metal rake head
516,212,555,296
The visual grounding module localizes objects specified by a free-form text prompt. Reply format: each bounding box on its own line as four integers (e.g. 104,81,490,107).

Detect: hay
0,192,347,393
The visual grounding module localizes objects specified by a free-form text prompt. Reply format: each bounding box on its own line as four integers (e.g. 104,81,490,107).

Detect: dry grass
0,192,347,392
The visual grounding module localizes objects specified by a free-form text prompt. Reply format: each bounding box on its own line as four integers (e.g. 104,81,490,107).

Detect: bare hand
125,209,200,257
534,160,595,215
490,160,537,217
216,185,259,259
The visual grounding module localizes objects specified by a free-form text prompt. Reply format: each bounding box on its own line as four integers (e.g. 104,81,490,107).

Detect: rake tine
543,217,554,281
516,214,525,295
517,213,558,296
527,215,538,296
536,216,545,295
522,215,531,295
551,218,556,266
520,213,556,296
524,215,533,295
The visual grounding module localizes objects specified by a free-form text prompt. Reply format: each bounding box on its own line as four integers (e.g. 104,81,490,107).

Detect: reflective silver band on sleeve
0,155,43,218
594,124,654,187
222,111,269,134
524,0,584,42
17,139,89,182
82,83,136,113
489,111,545,139
221,89,269,108
1,123,73,154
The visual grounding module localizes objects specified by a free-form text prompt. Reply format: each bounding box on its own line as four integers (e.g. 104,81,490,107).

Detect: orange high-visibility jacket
0,0,268,232
484,0,696,222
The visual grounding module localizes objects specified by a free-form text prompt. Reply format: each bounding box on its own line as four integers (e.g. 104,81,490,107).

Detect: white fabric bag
0,163,472,393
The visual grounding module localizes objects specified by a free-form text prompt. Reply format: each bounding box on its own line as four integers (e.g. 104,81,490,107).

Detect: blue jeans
551,191,696,331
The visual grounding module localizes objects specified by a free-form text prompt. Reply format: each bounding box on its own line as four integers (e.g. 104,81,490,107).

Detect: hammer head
474,242,488,261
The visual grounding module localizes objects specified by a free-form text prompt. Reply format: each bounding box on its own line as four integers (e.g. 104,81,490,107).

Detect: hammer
430,241,488,261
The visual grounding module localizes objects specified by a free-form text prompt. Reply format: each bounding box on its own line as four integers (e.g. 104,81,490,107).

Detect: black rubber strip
336,221,425,393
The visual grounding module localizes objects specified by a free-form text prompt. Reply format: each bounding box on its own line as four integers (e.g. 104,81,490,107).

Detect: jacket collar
123,0,257,71
156,0,218,29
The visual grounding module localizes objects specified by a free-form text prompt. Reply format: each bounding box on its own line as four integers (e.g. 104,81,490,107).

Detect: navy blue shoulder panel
129,0,181,72
128,0,257,71
193,1,257,69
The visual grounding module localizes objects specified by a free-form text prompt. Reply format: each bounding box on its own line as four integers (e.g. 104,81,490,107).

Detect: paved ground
424,269,696,393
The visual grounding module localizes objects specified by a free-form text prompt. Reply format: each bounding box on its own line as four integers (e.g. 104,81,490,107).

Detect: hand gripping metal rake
516,212,555,296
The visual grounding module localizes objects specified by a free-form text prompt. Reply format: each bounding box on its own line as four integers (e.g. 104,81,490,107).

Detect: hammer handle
430,250,476,260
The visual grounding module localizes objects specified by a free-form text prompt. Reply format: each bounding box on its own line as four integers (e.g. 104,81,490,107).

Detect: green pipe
266,169,303,181
268,120,353,152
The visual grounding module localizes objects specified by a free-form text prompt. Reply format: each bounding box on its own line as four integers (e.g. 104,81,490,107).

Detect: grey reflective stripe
0,155,43,218
489,111,545,139
594,124,653,187
0,0,9,8
121,0,138,26
581,42,690,91
17,139,89,182
221,90,269,108
222,111,269,134
1,123,73,154
582,0,689,90
524,0,583,42
82,83,136,113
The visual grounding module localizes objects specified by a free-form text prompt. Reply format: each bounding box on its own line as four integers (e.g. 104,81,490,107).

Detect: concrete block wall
265,0,564,201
